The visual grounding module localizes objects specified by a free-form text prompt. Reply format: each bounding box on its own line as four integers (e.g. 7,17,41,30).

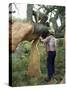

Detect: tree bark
27,4,33,21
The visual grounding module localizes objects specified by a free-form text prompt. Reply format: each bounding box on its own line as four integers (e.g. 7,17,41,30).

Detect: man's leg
52,51,56,75
52,58,55,75
47,51,53,80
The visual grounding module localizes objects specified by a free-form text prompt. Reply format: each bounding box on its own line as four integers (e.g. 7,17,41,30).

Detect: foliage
9,4,65,86
11,38,65,86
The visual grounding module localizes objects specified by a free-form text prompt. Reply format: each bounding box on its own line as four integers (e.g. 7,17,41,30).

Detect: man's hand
40,36,44,43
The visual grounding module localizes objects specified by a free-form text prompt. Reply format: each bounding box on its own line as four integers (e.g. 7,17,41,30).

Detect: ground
11,38,65,86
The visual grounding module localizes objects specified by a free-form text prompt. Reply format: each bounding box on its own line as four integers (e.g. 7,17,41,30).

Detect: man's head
41,30,55,39
41,30,50,39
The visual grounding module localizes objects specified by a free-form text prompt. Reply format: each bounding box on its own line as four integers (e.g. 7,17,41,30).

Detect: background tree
32,5,65,38
27,4,33,21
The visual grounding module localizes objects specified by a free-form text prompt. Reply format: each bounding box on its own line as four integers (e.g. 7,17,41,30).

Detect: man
40,31,56,82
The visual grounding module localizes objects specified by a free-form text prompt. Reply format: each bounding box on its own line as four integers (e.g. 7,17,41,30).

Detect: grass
11,38,65,86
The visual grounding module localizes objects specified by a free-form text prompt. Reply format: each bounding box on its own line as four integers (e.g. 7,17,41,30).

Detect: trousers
47,51,56,79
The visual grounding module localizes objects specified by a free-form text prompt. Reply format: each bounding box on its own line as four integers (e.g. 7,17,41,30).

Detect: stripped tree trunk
27,39,41,78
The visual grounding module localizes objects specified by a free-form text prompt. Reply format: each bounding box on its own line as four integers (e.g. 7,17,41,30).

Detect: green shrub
57,38,64,47
12,38,65,86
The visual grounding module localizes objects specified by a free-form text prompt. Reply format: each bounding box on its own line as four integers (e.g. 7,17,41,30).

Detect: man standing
40,31,56,82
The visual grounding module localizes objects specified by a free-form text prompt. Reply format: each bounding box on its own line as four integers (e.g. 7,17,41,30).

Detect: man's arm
40,37,45,43
40,36,50,43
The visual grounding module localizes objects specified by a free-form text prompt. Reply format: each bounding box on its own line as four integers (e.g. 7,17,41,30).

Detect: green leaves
12,38,65,86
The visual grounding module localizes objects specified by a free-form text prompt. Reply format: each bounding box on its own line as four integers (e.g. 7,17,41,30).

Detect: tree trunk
27,39,41,78
27,4,33,21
